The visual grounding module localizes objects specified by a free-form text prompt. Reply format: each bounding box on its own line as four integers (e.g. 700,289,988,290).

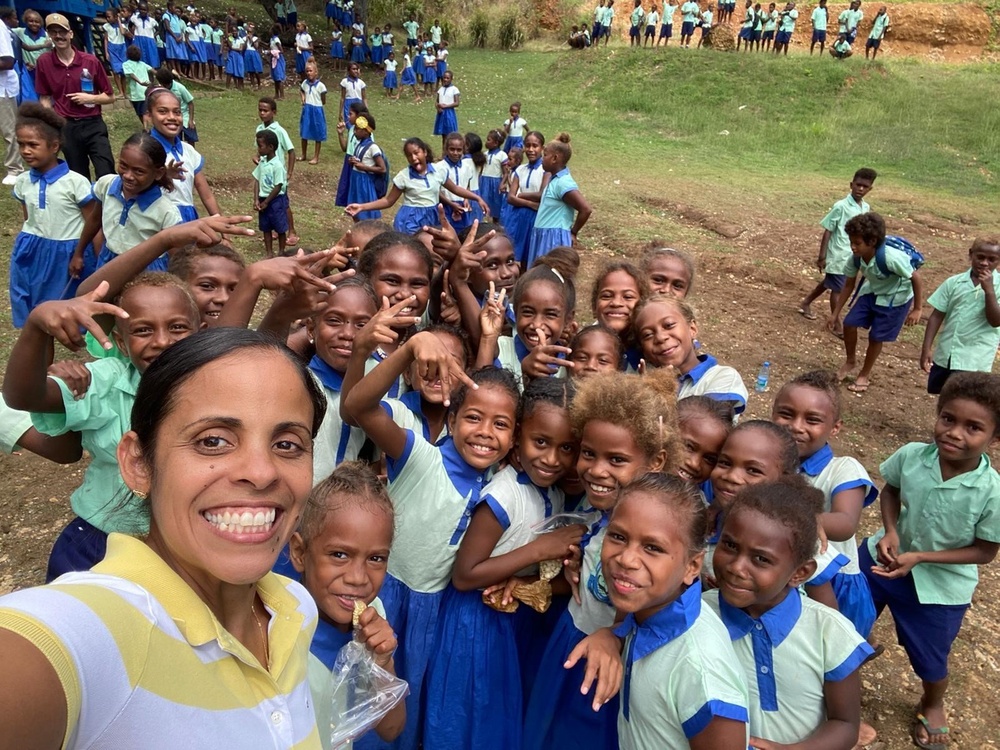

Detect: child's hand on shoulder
47,360,93,400
29,281,129,352
355,605,397,669
565,627,624,712
356,295,422,356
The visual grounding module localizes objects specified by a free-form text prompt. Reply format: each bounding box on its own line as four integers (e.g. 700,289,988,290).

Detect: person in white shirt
0,7,23,184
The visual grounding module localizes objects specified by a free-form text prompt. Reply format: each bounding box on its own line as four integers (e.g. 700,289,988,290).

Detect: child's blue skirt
423,586,524,750
225,49,245,77
527,226,572,266
380,574,447,750
347,169,381,219
342,95,362,124
288,11,298,27
335,154,352,206
514,595,568,704
97,246,169,273
350,43,365,63
400,65,416,85
165,35,188,60
195,40,211,63
177,204,199,223
271,55,286,81
522,610,620,750
504,205,538,264
394,204,440,234
295,49,312,74
300,103,327,141
504,135,524,152
330,40,343,58
382,43,393,59
448,191,483,232
423,65,437,85
244,49,263,74
136,36,159,67
831,569,877,638
107,41,127,73
413,54,425,77
325,1,336,18
436,59,446,78
433,107,457,136
9,234,85,328
383,70,398,89
479,175,502,219
213,43,223,66
371,44,383,65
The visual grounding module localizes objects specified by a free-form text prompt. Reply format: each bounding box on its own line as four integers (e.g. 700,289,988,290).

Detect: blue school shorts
660,22,672,38
763,29,775,40
738,27,753,40
823,272,846,292
752,29,762,40
259,193,290,234
847,28,858,43
860,543,969,682
812,29,827,43
645,24,656,37
927,361,964,395
775,30,792,44
681,20,695,36
629,24,640,37
843,293,911,342
866,37,881,49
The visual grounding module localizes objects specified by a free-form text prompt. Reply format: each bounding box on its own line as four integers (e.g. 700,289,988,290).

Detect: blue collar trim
109,176,163,226
150,128,184,161
29,161,69,209
442,437,491,544
308,354,345,392
800,443,834,477
681,353,718,385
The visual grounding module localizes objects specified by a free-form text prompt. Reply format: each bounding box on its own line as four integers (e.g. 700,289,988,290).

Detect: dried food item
539,559,562,581
481,578,554,614
352,599,367,628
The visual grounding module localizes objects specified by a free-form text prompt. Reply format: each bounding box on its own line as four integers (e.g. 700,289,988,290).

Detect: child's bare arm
905,270,923,326
564,190,592,237
920,308,945,372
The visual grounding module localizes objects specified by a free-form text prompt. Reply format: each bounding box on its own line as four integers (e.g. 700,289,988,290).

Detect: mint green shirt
854,244,914,307
663,3,678,23
32,359,147,535
764,9,778,31
927,270,1000,372
122,59,154,103
681,1,700,23
811,6,827,30
0,395,32,453
868,442,1000,605
820,193,869,276
257,121,295,167
869,12,889,39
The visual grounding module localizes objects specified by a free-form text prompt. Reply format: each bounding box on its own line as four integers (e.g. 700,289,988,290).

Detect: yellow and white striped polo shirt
0,533,322,749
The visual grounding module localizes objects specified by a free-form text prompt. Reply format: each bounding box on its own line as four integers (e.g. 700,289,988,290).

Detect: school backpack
852,235,925,276
358,142,391,198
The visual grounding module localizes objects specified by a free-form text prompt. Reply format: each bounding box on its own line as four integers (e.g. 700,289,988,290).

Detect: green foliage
469,9,490,48
496,11,525,50
440,18,460,45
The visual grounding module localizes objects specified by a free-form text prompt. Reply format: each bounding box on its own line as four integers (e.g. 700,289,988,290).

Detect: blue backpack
853,235,925,275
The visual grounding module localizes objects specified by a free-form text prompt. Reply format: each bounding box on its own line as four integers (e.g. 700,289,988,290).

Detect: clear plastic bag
531,511,594,533
326,637,409,749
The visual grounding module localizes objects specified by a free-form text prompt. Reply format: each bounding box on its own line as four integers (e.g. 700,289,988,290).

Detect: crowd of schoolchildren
0,3,997,749
569,0,891,58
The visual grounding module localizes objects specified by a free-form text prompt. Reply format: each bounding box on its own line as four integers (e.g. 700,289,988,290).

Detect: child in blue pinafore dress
268,27,286,99
294,22,313,74
527,133,592,266
505,131,546,264
433,70,458,144
338,61,367,124
480,129,508,221
383,51,398,97
299,61,327,164
101,9,127,99
329,23,344,61
345,114,384,221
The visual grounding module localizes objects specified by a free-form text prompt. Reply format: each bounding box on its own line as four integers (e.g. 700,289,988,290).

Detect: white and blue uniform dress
196,23,214,64
436,48,447,79
424,467,563,750
524,509,620,750
103,22,127,74
504,159,544,264
334,124,358,207
381,389,450,444
370,33,383,65
800,444,879,637
270,35,286,80
339,75,366,124
527,167,578,266
614,582,750,750
244,36,264,74
422,51,437,84
295,31,313,73
435,155,470,232
412,43,425,78
299,79,328,142
9,162,94,327
400,52,416,85
705,588,873,746
480,148,507,220
433,83,458,135
92,174,182,272
162,11,188,61
309,355,366,483
390,164,447,234
378,430,493,750
329,29,344,59
677,353,749,417
225,35,246,77
346,137,383,219
350,33,366,63
504,115,527,152
150,129,204,223
383,57,398,89
130,15,160,67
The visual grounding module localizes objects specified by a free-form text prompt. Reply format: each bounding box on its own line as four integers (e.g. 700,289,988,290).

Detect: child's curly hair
938,372,1000,437
571,368,681,469
844,212,886,248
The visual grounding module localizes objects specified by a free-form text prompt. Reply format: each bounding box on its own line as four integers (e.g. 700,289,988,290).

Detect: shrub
440,18,459,45
469,10,490,48
497,11,525,50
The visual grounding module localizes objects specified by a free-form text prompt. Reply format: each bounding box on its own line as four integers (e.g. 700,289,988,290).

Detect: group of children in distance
1,19,997,748
571,0,891,57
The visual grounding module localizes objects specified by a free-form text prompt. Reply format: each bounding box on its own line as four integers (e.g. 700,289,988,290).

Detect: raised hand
521,327,574,379
479,282,509,340
27,281,128,352
355,295,423,355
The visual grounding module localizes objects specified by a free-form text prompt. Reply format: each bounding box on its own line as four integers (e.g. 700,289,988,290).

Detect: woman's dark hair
519,376,575,424
403,136,434,163
131,329,327,467
358,231,433,280
448,366,519,419
725,475,824,567
16,102,64,143
121,131,174,191
465,132,485,171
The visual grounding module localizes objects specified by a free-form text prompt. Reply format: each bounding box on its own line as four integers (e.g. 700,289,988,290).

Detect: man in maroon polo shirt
34,13,115,179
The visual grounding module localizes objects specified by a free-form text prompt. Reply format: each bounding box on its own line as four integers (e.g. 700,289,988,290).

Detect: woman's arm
0,629,68,750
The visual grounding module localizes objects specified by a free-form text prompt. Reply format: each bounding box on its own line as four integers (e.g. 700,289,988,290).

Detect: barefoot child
253,130,288,257
256,97,299,244
861,373,1000,750
829,212,924,394
920,238,1000,394
526,133,592,266
798,167,876,333
299,60,328,164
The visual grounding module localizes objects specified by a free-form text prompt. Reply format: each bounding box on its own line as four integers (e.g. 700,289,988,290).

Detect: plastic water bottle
80,67,96,108
755,361,771,393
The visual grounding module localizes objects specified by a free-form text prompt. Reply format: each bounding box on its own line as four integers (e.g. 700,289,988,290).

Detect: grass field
2,37,1000,748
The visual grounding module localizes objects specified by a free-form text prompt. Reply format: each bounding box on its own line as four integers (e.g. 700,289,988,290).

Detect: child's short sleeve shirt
253,155,287,197
567,511,616,633
256,121,295,166
0,395,32,454
616,584,749,750
92,174,183,257
663,4,678,22
339,76,366,99
436,83,458,106
301,79,327,106
779,8,798,31
647,10,660,25
13,162,93,241
677,354,749,415
533,167,579,231
868,441,1000,605
482,149,507,179
681,2,700,22
927,270,1000,372
384,58,397,72
403,20,419,38
870,13,889,39
295,32,312,52
121,59,153,101
705,589,871,745
819,194,868,276
309,359,366,482
392,164,447,207
856,244,915,307
811,7,827,30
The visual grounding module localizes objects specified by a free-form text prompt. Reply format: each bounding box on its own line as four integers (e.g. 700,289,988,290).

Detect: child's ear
788,558,817,589
829,418,843,438
111,326,127,357
305,316,316,343
684,549,705,586
648,448,669,473
288,531,308,573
